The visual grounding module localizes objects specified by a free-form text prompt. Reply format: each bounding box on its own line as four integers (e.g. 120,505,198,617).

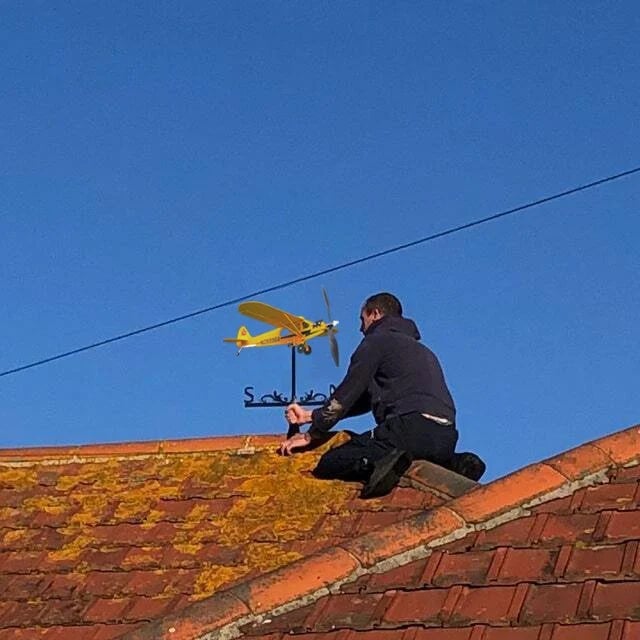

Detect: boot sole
361,450,412,499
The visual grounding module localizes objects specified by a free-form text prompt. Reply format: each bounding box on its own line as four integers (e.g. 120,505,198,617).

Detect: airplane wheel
302,344,312,355
296,345,305,354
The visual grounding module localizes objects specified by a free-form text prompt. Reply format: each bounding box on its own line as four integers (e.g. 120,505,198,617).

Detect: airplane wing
238,301,308,336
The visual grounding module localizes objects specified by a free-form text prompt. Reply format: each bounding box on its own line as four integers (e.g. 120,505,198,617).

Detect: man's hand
279,431,311,456
280,404,313,455
285,403,312,426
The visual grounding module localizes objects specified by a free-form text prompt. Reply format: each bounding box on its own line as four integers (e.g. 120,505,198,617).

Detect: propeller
322,287,340,367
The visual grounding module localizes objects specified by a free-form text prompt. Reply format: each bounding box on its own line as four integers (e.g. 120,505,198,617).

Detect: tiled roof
110,423,640,640
0,432,473,639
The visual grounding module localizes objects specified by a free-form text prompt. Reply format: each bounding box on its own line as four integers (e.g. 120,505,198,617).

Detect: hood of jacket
365,315,421,340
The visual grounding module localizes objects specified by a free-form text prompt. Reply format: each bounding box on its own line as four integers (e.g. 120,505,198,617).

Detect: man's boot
360,449,412,499
450,452,486,481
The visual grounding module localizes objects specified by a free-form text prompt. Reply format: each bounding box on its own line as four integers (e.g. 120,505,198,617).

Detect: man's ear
372,309,383,321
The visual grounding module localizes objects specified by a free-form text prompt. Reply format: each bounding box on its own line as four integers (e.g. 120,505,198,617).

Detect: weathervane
224,288,339,410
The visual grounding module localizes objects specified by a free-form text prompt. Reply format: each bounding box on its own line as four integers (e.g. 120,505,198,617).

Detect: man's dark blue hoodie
309,315,456,440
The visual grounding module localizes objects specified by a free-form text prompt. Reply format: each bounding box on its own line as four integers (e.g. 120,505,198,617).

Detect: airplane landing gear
297,344,312,355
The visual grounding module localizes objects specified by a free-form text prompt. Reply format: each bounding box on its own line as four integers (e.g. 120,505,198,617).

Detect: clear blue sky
1,2,638,481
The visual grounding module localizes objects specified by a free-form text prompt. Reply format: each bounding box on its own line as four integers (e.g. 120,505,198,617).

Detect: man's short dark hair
363,292,403,317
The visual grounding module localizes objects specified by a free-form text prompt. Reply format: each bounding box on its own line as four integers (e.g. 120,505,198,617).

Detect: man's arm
343,388,372,418
279,338,380,455
308,339,380,440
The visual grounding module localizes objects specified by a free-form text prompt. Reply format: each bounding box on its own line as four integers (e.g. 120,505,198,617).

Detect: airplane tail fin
223,326,252,348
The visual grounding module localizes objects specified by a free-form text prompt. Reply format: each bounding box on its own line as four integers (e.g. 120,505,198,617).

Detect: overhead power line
2,164,639,379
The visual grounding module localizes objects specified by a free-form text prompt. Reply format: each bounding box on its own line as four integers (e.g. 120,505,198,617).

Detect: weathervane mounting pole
291,345,296,403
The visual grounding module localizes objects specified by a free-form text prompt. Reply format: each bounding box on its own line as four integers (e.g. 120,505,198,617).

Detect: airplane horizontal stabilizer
223,326,252,348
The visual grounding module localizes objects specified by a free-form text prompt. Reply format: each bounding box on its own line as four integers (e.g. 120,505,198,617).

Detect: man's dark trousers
312,413,458,482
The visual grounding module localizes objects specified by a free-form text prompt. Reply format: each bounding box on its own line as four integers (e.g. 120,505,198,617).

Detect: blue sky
1,2,638,481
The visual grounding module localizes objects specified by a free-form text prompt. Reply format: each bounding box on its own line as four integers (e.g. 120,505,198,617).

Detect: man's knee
312,448,344,479
312,447,371,481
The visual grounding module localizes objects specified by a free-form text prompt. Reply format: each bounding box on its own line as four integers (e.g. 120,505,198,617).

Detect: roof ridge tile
591,426,640,467
231,546,362,617
342,506,470,569
0,434,284,463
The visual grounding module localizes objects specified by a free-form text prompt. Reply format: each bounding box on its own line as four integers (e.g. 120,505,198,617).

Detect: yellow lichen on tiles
0,507,18,522
173,518,197,534
192,563,246,599
113,493,154,521
194,449,286,485
55,459,120,491
56,460,126,492
171,522,218,549
121,546,162,567
172,519,219,549
49,532,95,561
188,543,302,600
67,493,110,527
65,470,179,526
115,478,180,503
139,511,167,529
22,495,68,516
156,455,227,487
171,542,203,555
86,459,124,480
217,449,353,550
185,504,211,522
0,467,38,490
55,474,83,493
144,508,165,524
243,542,302,573
3,529,28,545
148,440,355,598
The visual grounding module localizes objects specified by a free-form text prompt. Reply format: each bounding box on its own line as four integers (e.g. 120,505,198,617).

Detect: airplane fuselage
249,321,337,348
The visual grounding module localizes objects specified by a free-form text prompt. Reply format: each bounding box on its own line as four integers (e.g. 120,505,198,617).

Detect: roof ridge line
118,422,639,640
0,433,284,463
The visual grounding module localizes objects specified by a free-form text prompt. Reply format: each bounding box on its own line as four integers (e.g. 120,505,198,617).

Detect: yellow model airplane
224,290,340,366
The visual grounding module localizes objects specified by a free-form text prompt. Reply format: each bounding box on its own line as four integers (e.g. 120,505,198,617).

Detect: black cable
2,165,639,379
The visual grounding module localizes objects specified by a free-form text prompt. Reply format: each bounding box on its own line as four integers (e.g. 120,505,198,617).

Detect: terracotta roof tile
494,546,557,583
432,548,494,586
549,623,610,640
236,546,361,616
343,506,468,568
601,510,640,542
450,463,568,524
591,427,640,466
384,587,449,625
482,629,542,640
544,443,614,481
611,464,640,483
